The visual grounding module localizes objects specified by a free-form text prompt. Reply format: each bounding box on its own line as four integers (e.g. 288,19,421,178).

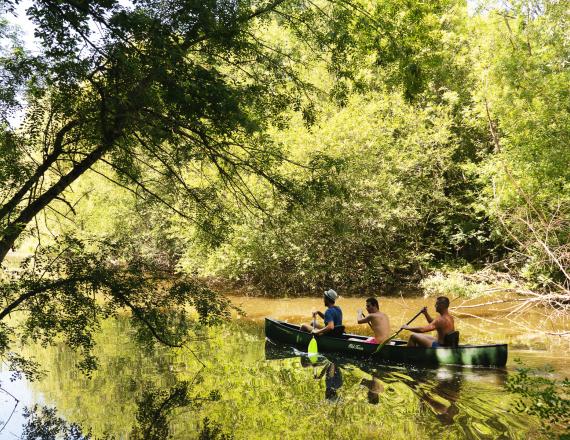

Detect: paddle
372,308,425,355
308,313,318,364
358,309,373,331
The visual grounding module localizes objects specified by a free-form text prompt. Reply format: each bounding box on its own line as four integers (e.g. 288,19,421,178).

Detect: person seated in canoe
300,289,343,337
400,296,455,348
356,297,391,344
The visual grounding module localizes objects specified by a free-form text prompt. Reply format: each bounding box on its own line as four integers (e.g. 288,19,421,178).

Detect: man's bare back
433,313,454,345
365,311,390,343
401,296,455,348
357,298,390,343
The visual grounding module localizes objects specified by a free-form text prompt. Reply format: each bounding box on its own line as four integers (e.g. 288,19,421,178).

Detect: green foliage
169,0,569,295
420,271,483,299
0,235,235,377
198,418,234,440
187,89,495,293
21,405,93,440
1,0,568,401
2,0,355,378
472,0,570,287
420,267,519,299
506,361,570,437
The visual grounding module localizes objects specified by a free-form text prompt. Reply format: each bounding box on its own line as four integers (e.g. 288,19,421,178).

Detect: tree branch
0,276,90,321
0,120,79,223
0,142,111,263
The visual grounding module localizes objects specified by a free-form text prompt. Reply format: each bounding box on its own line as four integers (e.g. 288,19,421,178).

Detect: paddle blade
308,336,318,354
373,332,398,354
308,336,318,364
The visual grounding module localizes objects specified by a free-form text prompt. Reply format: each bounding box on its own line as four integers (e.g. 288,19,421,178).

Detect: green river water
1,295,569,439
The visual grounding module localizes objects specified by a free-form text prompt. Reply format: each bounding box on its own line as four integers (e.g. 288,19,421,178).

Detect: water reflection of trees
8,324,523,439
11,317,235,439
264,340,520,435
18,384,233,440
0,385,19,437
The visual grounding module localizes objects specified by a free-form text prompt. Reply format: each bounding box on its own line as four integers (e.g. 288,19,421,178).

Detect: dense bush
181,92,496,294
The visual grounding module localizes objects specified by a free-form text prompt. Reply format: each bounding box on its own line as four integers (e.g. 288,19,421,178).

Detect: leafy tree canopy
0,0,365,376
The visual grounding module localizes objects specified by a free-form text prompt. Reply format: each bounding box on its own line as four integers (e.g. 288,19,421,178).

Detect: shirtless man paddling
401,296,455,348
357,297,390,344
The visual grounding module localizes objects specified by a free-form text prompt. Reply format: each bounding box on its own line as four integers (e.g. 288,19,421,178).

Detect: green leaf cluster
506,361,570,438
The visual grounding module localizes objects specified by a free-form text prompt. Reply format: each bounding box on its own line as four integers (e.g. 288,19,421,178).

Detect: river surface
1,295,568,439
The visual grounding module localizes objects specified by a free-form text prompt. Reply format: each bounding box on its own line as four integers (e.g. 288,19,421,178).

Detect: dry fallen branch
454,280,569,312
452,310,504,325
452,298,531,310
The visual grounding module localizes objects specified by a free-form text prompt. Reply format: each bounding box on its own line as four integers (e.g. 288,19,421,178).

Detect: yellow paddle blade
308,336,318,364
308,336,318,354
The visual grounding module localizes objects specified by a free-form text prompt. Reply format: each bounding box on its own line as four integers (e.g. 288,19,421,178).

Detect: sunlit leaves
21,405,93,440
471,0,570,286
189,91,475,292
507,361,570,437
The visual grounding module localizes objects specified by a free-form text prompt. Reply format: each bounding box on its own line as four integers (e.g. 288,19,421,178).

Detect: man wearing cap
300,289,344,337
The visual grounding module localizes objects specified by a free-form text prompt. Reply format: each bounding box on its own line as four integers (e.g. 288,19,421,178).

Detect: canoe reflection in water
353,363,462,421
299,355,343,401
264,339,526,436
404,368,461,425
265,338,466,421
374,367,461,424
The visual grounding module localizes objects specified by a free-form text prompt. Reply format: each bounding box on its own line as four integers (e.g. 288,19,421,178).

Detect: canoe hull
265,318,508,367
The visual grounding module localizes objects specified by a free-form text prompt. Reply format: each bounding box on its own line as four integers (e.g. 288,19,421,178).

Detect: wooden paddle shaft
373,308,425,355
390,308,425,340
404,308,425,326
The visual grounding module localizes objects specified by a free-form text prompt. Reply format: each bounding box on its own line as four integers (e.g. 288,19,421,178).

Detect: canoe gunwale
265,317,507,349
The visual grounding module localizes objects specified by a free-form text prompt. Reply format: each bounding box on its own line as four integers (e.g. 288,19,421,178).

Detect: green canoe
265,318,508,368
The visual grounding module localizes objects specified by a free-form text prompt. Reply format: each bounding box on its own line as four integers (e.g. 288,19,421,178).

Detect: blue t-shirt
324,306,343,327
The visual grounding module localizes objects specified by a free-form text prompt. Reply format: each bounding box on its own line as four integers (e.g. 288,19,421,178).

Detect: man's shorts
431,341,440,348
